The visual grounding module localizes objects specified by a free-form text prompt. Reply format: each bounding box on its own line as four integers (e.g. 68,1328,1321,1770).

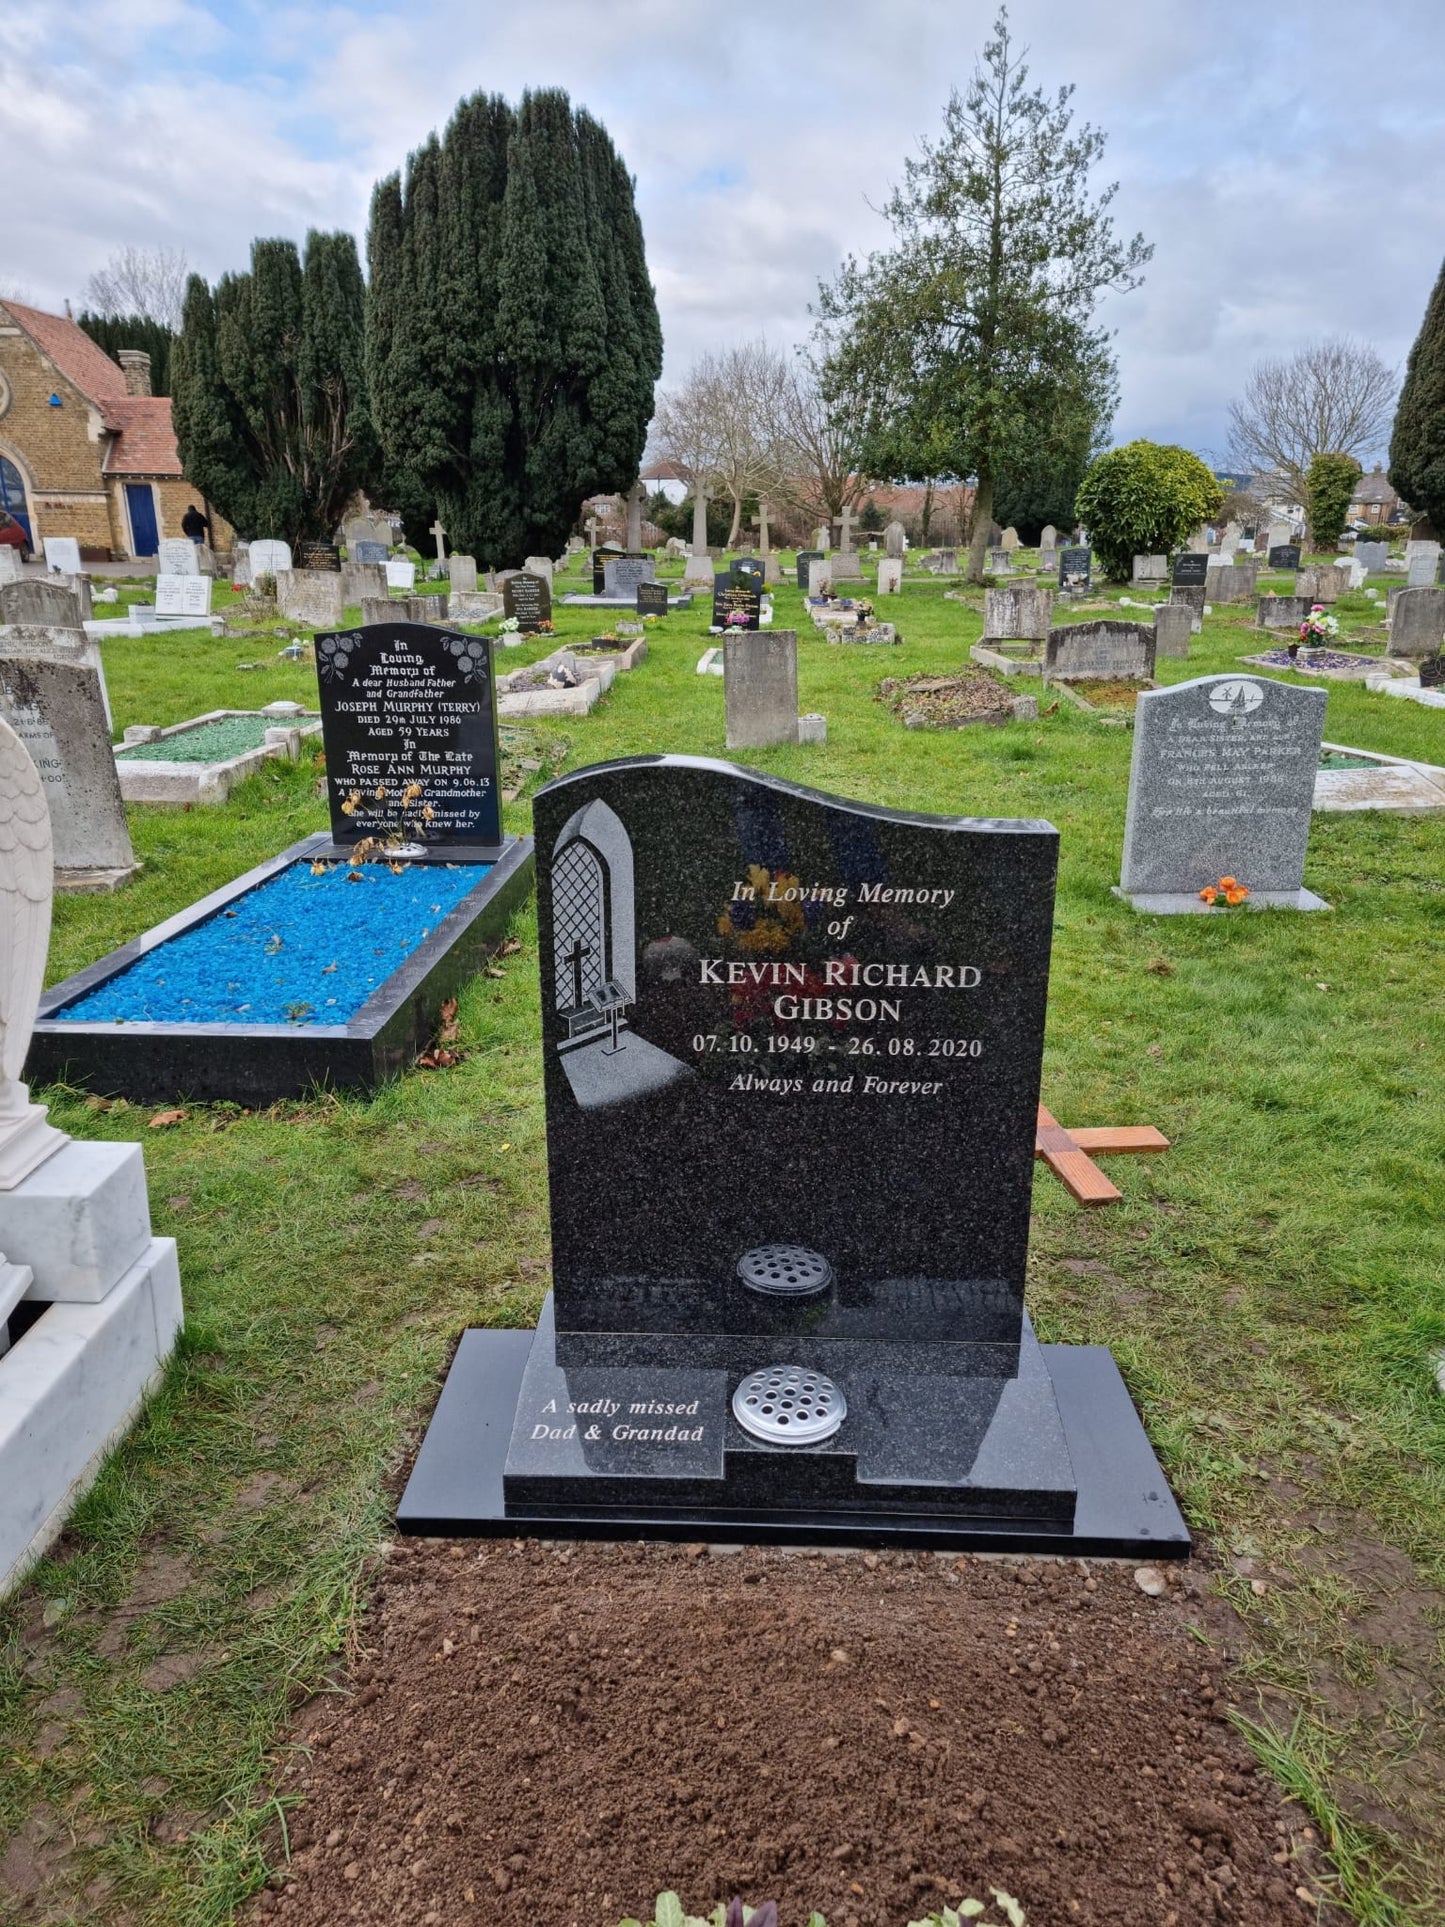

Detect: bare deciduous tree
83,246,190,331
651,341,793,548
771,347,870,532
1227,337,1397,508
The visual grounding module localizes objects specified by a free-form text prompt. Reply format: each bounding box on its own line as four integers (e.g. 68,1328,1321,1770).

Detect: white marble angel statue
0,714,66,1188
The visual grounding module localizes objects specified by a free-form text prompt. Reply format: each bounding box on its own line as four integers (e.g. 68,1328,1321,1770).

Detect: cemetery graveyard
1,543,1443,1926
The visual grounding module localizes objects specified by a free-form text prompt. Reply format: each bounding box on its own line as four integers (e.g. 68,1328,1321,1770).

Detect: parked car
0,509,30,559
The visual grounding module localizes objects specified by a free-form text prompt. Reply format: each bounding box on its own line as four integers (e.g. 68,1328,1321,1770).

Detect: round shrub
1074,441,1225,580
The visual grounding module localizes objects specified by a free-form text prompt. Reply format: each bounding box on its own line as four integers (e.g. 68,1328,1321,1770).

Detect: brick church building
0,299,230,561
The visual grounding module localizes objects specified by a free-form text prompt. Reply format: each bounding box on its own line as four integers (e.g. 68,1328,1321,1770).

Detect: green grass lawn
2,558,1443,1925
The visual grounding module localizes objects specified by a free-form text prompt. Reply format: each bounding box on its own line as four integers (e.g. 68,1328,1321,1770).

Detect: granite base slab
0,1235,181,1594
397,1311,1190,1558
27,832,535,1104
1112,886,1330,914
560,592,693,609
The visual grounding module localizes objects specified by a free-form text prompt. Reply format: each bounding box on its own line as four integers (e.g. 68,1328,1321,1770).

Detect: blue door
126,483,158,556
0,454,31,548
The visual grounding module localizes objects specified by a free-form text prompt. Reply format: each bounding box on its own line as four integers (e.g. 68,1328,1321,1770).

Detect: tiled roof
2,299,129,402
101,397,183,477
1352,471,1396,503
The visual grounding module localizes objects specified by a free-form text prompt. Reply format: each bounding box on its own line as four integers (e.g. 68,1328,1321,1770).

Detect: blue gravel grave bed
53,859,488,1027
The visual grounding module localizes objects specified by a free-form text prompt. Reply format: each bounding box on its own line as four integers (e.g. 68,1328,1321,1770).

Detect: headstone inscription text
313,621,502,848
503,572,552,632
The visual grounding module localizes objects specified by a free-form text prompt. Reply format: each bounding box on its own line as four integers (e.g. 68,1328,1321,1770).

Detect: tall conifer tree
1390,258,1445,531
366,89,661,566
171,232,374,544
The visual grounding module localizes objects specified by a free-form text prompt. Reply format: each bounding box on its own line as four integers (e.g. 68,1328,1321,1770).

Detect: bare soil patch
252,1541,1321,1927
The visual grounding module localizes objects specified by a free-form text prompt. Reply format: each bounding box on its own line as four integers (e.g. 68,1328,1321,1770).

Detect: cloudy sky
4,0,1442,462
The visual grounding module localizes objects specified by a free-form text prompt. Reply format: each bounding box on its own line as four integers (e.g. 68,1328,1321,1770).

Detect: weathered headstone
884,520,906,558
503,572,552,633
277,568,344,629
1058,546,1091,594
1355,540,1388,574
1266,519,1293,551
343,514,390,554
984,584,1054,642
1209,563,1260,606
447,590,505,622
250,539,292,577
1267,544,1301,571
603,555,656,599
340,561,387,607
987,547,1011,575
876,558,903,595
524,555,556,587
154,575,214,620
1407,541,1441,588
360,594,449,629
354,540,389,565
1131,554,1168,583
829,547,864,583
1116,674,1328,912
806,559,833,599
313,621,501,850
158,538,199,576
1152,603,1193,659
682,551,715,589
1387,586,1445,658
1295,565,1345,604
724,629,797,746
0,546,20,586
1001,526,1021,550
0,580,84,629
796,551,823,591
449,555,479,594
1256,595,1313,630
0,658,135,885
1040,525,1059,551
1044,620,1155,682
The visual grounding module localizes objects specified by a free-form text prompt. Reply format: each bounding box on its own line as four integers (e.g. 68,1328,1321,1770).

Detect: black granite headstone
796,550,823,590
313,621,502,850
1268,544,1301,571
503,571,552,632
592,546,623,594
713,575,762,630
637,580,669,616
300,543,341,572
732,557,766,594
1058,545,1091,593
397,757,1190,1553
1172,552,1208,586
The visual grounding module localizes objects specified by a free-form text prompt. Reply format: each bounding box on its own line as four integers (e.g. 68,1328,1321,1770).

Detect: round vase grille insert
732,1365,846,1446
736,1243,833,1297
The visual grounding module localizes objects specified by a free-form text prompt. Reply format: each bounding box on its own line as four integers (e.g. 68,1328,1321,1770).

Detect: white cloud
4,0,1443,454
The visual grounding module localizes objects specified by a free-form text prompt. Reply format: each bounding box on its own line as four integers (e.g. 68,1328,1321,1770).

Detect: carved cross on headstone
586,516,598,551
832,503,856,554
567,937,593,1011
430,520,447,563
750,499,772,555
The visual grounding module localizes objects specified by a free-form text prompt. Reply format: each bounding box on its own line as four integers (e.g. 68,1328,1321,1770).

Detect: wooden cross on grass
1034,1104,1170,1207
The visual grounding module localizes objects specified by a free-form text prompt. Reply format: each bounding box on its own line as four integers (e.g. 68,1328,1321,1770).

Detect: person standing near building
181,502,210,545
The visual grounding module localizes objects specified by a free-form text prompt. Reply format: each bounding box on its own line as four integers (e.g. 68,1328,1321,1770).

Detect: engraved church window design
548,796,692,1112
552,836,614,1035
